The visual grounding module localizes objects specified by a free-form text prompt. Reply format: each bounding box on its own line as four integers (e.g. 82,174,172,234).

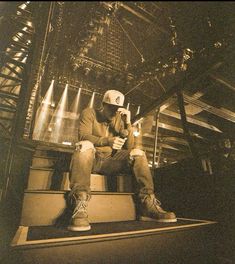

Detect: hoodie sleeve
124,123,135,150
114,113,134,150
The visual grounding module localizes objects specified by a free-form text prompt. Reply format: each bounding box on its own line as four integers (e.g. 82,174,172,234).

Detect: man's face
103,103,119,121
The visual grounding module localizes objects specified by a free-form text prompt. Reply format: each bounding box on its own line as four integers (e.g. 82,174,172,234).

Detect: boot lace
71,194,88,218
143,194,166,213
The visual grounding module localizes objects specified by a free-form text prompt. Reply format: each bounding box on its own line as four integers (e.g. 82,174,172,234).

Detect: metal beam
11,40,30,50
0,83,21,88
184,94,235,123
210,74,235,92
135,3,159,20
0,73,21,82
161,109,222,133
143,142,180,151
0,104,16,113
4,64,23,79
177,90,198,159
0,91,18,101
132,54,224,124
15,2,54,139
132,36,235,125
152,109,160,168
1,55,26,68
147,151,189,161
119,2,169,35
151,122,203,138
120,2,152,23
143,134,188,146
163,136,188,144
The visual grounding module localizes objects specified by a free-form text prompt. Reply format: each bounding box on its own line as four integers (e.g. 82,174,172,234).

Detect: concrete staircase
10,143,218,264
20,190,136,226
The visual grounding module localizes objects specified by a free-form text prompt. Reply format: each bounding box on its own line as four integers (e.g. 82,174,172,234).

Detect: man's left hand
118,108,131,124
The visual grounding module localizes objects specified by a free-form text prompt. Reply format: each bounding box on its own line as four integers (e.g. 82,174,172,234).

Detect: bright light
49,84,68,143
21,56,27,63
19,3,27,10
67,88,82,144
89,92,95,108
136,105,140,115
62,141,72,146
33,80,55,140
71,88,81,113
17,32,23,37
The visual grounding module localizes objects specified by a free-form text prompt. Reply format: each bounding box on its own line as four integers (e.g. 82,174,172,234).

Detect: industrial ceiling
1,1,235,167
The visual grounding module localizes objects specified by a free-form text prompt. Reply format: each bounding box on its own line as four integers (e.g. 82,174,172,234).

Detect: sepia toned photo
0,2,235,263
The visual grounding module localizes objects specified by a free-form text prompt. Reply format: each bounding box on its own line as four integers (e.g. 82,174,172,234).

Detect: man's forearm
125,125,135,150
79,134,110,147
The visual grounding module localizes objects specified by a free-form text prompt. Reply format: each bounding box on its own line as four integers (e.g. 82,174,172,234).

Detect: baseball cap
102,90,124,107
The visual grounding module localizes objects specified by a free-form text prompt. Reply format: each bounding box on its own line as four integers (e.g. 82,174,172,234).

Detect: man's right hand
108,137,126,150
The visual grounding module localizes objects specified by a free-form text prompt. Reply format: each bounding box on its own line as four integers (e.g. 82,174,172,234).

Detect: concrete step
27,168,55,190
11,219,217,264
31,156,57,168
20,190,136,226
27,168,133,192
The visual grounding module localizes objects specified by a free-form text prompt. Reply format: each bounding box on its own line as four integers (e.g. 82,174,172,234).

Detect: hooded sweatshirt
78,107,134,155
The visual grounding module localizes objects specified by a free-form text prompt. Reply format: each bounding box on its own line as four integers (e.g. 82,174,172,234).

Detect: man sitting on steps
68,89,177,231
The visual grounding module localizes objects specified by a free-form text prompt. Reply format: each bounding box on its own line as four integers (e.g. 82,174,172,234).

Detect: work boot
139,194,177,223
68,191,91,231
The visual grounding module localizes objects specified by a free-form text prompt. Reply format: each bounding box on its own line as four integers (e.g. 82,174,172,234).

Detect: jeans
69,140,154,195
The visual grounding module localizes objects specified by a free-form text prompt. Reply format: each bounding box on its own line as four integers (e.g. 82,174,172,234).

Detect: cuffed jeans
69,140,154,195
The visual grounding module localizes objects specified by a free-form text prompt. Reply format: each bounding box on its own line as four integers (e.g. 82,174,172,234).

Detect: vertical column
152,108,160,169
177,90,198,161
15,2,55,139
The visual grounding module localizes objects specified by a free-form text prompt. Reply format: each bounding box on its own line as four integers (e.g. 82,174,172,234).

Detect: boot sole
67,225,91,231
139,216,177,223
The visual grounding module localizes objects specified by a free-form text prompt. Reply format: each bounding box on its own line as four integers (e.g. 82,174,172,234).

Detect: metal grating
90,16,125,71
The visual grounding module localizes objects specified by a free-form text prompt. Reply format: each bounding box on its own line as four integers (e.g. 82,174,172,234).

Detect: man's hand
108,137,126,150
118,108,131,124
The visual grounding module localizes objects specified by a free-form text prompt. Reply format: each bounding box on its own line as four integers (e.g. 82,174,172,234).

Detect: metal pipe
152,108,160,169
177,90,198,160
120,3,169,35
120,2,152,23
210,74,235,92
157,146,162,167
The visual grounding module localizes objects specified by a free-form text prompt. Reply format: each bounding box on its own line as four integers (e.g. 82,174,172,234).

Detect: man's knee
70,141,95,171
75,141,95,153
